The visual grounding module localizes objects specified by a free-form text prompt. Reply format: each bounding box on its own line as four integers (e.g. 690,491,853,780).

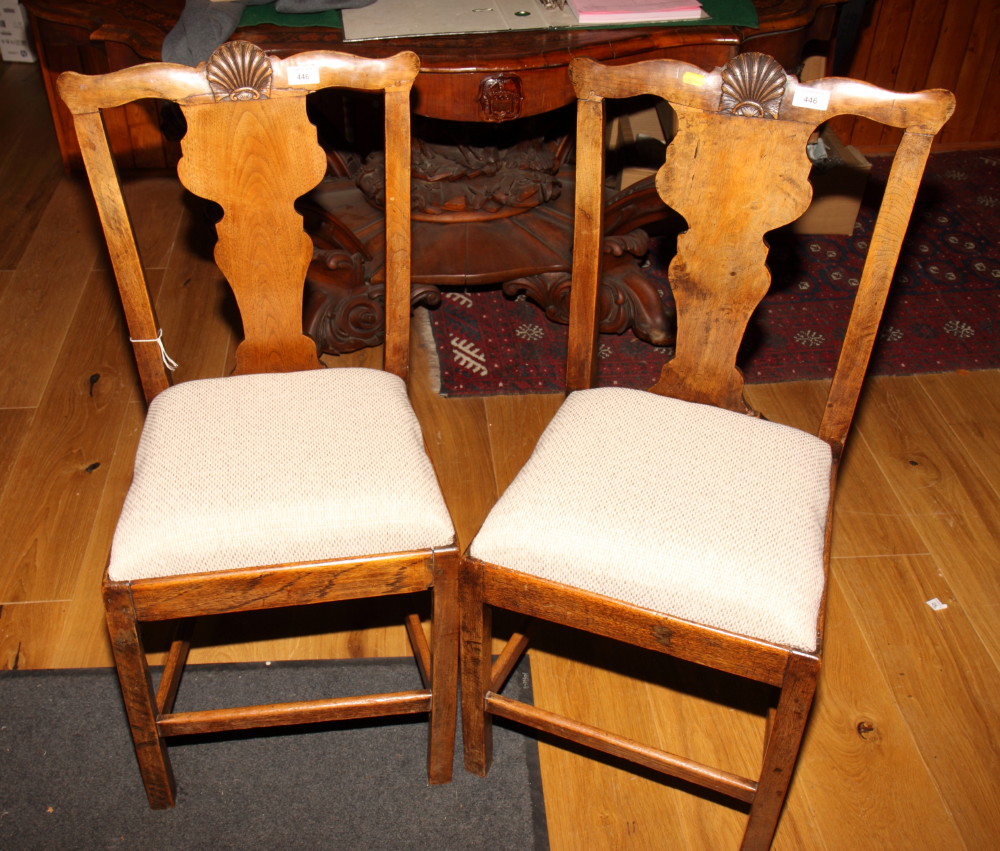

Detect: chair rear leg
427,550,459,784
741,652,819,850
104,582,177,809
460,558,494,776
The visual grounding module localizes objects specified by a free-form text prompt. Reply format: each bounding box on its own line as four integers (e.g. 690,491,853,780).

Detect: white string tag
129,329,179,371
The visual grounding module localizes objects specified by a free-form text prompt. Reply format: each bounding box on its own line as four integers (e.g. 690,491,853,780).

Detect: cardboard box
0,31,35,62
608,101,673,190
0,2,28,29
0,2,35,63
791,127,870,235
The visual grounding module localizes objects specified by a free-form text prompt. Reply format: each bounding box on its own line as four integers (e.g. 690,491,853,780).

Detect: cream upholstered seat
110,368,454,582
460,53,955,851
469,388,831,652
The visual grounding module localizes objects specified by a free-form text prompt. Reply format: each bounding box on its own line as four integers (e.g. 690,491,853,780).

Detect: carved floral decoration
357,138,563,221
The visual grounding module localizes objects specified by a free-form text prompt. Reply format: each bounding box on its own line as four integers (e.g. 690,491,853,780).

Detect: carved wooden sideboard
24,0,844,353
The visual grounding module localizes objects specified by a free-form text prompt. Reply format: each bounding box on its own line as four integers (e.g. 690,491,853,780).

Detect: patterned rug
425,149,1000,396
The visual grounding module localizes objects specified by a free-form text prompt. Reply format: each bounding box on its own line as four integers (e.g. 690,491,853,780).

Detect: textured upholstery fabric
470,388,832,651
108,368,454,581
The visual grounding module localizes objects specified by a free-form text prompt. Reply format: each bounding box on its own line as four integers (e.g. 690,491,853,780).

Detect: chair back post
818,127,939,455
566,92,606,391
63,106,172,403
381,82,414,381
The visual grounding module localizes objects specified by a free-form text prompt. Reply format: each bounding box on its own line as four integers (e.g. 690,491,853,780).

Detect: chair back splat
60,43,416,399
462,53,954,850
58,44,459,809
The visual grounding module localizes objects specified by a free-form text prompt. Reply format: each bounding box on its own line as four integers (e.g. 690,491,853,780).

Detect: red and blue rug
426,150,1000,396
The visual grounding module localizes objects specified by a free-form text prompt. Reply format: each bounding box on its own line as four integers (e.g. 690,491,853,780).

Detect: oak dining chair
459,52,954,849
58,42,459,809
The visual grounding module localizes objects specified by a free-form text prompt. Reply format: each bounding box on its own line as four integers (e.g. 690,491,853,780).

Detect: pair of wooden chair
58,41,952,847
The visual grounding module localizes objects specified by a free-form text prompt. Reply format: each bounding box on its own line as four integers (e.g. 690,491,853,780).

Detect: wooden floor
2,58,999,849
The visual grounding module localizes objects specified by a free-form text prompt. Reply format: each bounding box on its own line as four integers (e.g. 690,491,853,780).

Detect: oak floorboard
50,399,144,669
0,601,73,671
748,377,937,560
855,374,1000,667
527,637,723,851
637,657,770,850
0,177,105,408
832,412,931,561
0,268,147,604
743,377,830,436
837,550,999,847
0,406,33,495
525,568,965,850
180,598,418,667
149,211,237,384
917,370,1000,499
787,573,965,849
482,392,563,493
0,62,62,272
624,377,971,847
115,175,189,272
409,334,496,550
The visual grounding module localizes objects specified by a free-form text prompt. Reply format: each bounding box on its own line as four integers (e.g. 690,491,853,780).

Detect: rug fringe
413,307,442,395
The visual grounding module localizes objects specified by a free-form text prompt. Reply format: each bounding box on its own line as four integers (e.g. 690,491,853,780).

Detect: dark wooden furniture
58,44,459,808
27,0,844,166
28,1,844,351
459,54,954,849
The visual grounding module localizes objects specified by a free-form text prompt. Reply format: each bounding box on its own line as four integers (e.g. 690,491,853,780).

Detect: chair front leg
104,581,177,809
459,557,494,776
741,652,819,850
427,550,459,784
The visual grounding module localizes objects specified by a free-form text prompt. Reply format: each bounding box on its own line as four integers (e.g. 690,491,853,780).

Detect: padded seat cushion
108,368,455,581
469,388,832,651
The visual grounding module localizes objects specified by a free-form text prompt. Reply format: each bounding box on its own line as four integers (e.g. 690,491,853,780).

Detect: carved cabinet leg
503,229,675,347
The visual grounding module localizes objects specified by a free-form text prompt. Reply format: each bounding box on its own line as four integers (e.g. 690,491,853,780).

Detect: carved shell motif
719,53,787,119
206,41,273,102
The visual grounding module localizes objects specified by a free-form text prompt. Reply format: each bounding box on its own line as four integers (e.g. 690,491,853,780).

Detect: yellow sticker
682,72,706,87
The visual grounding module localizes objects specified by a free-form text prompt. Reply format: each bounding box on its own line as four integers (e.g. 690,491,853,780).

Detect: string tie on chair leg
129,329,179,371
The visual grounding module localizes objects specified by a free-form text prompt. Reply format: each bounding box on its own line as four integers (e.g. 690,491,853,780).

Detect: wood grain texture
837,552,1000,841
855,376,1000,669
53,45,456,806
2,57,998,847
482,393,563,492
0,601,71,670
786,576,965,849
0,269,146,604
459,54,957,850
836,0,1000,151
0,406,33,496
0,179,104,408
177,96,325,376
409,335,496,550
0,63,62,271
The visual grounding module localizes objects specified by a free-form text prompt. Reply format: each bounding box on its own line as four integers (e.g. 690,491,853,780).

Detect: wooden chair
460,54,954,848
58,43,459,809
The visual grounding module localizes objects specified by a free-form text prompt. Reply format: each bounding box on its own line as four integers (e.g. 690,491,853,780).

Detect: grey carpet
0,659,547,849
